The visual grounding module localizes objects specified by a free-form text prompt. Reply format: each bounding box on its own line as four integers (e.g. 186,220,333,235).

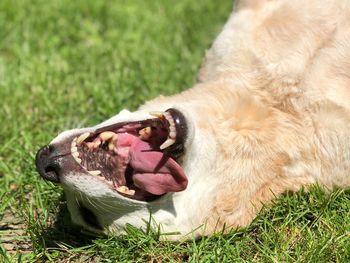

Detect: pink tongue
117,134,187,195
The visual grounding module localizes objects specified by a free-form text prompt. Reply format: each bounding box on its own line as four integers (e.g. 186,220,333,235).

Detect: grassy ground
0,0,349,262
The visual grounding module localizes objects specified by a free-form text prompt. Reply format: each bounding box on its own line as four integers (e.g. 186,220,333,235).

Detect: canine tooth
76,157,82,164
160,138,176,150
169,131,176,139
89,170,101,176
94,140,101,148
71,146,78,153
77,132,90,144
149,111,165,118
71,140,77,148
108,142,115,151
111,134,118,141
139,127,151,140
100,131,117,141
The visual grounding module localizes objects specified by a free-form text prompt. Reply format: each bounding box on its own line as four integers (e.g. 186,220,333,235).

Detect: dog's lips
70,108,188,201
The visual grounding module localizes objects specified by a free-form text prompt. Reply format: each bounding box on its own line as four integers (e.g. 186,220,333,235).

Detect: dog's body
36,0,350,240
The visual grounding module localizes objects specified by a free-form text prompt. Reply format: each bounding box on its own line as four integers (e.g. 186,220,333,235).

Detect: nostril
45,163,59,175
43,163,61,183
35,145,61,183
45,165,55,174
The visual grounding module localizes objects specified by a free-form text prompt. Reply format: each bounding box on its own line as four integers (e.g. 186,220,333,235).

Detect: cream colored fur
52,0,350,239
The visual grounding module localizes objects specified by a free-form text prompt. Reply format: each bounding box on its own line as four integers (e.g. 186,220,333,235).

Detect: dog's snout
35,145,61,183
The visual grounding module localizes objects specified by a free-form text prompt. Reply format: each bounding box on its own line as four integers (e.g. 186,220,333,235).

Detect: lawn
0,0,349,262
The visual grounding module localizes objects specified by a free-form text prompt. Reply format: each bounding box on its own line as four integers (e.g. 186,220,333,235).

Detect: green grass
0,0,349,262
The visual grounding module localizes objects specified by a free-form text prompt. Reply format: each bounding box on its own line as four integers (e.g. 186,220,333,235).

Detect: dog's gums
69,108,188,201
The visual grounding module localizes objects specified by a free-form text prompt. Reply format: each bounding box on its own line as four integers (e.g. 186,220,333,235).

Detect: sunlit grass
0,0,349,262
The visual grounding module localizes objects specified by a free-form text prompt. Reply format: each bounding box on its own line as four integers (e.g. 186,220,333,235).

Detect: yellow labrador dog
36,0,350,240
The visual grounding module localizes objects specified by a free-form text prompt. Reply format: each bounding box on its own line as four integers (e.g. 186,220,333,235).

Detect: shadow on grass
36,187,323,249
30,186,349,261
33,194,99,250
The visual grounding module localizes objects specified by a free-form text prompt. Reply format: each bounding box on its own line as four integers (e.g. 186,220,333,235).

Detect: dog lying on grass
36,0,350,240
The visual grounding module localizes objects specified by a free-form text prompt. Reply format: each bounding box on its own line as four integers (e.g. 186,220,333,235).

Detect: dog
35,0,350,240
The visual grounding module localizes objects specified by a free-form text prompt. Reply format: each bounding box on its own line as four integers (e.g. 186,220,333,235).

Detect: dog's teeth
71,138,78,152
149,111,165,118
71,139,78,153
169,131,176,139
72,152,82,164
160,138,176,150
77,132,90,144
138,127,152,140
100,131,113,141
169,124,176,139
163,112,177,135
108,142,115,151
167,117,175,126
112,134,118,142
126,189,135,196
117,185,128,193
116,186,135,196
89,170,101,176
72,151,82,164
100,131,118,142
94,140,101,148
87,139,101,149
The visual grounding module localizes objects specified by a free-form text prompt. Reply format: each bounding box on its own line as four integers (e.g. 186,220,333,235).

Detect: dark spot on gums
79,205,102,230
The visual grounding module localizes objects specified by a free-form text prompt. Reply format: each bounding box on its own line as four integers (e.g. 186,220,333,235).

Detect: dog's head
35,79,309,240
35,103,218,239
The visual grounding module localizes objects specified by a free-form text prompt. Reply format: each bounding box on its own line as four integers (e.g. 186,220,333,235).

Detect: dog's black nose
35,145,61,183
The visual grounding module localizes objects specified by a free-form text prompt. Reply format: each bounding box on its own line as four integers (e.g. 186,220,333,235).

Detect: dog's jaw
48,106,219,239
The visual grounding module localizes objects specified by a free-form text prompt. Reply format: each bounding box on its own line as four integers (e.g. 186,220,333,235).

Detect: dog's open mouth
70,108,188,201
